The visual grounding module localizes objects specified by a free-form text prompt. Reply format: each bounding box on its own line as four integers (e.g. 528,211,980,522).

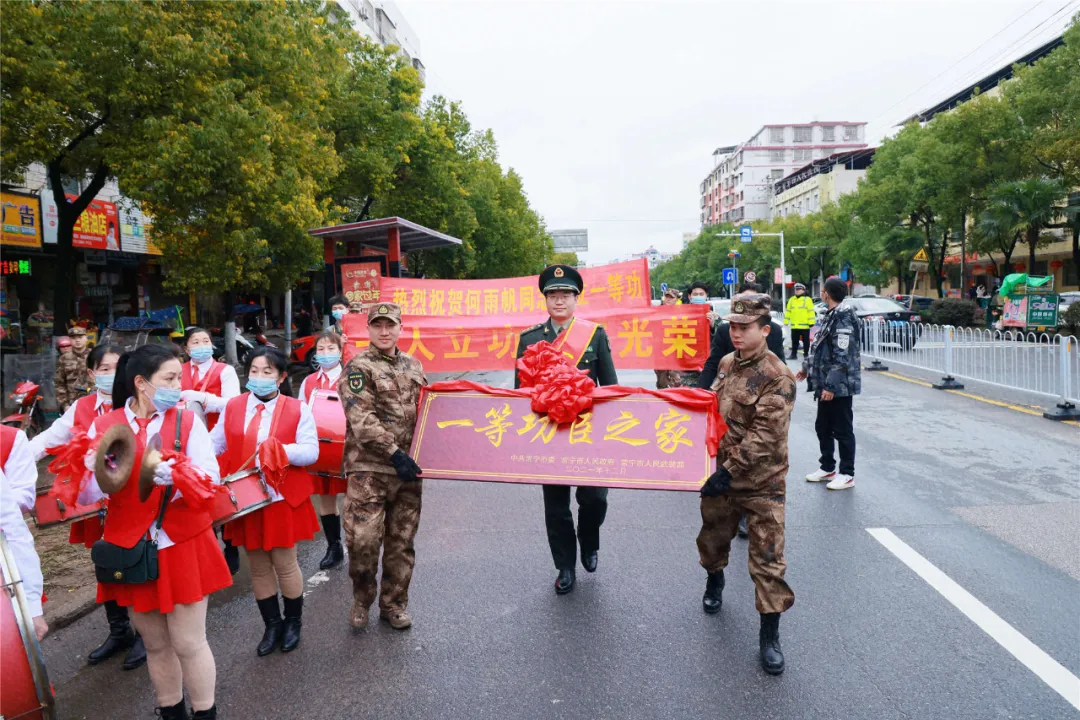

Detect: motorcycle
2,380,46,438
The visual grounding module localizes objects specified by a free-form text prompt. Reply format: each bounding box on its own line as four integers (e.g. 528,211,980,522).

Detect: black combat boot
256,595,283,656
192,705,217,720
759,612,785,675
121,633,147,670
702,571,724,614
281,595,303,652
154,699,190,720
88,600,135,664
223,538,240,576
318,514,344,570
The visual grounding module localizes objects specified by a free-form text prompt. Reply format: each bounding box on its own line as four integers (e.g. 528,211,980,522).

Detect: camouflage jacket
710,344,796,495
338,345,427,475
655,369,700,389
55,348,93,410
514,318,618,388
803,305,861,398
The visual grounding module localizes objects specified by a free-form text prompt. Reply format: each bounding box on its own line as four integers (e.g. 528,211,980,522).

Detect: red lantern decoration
1049,259,1064,270
1013,263,1025,271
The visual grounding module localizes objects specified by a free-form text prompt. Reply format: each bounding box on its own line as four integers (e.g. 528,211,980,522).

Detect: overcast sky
396,0,1077,266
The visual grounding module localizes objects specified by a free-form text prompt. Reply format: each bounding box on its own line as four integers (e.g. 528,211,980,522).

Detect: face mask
690,296,708,305
247,377,279,398
95,374,115,394
149,384,181,413
316,352,341,369
332,309,345,321
189,346,214,363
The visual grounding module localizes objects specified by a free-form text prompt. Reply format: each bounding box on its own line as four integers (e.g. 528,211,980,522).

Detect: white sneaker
805,469,836,483
826,474,855,490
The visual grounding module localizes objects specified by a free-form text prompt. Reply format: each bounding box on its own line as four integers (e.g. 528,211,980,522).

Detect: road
36,366,1080,719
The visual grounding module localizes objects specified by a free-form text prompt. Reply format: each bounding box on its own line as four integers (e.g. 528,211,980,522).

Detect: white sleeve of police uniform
5,430,39,513
28,402,78,462
1,470,45,617
284,404,319,467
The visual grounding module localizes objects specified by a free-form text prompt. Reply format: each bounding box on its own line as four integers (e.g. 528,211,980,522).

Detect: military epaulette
524,323,545,333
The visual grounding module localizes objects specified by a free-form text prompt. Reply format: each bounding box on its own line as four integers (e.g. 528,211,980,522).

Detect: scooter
2,380,46,438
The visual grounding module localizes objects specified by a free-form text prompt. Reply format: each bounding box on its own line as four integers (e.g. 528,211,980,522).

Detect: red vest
93,408,212,549
0,424,15,469
182,361,226,430
219,394,312,507
300,372,333,404
73,394,110,433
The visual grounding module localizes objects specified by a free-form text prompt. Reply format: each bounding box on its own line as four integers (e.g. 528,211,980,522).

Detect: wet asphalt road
37,367,1080,720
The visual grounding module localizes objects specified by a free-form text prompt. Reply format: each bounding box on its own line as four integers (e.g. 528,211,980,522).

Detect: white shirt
29,391,112,462
82,401,221,550
209,393,318,504
4,428,37,513
1,466,44,617
302,365,342,406
187,359,241,414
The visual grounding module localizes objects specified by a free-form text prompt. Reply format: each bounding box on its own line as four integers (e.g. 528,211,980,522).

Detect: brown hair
314,330,343,350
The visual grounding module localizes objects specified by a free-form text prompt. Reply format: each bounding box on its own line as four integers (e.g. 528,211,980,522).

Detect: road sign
660,282,668,292
740,225,753,243
722,267,739,285
774,267,783,284
912,248,929,262
744,271,757,283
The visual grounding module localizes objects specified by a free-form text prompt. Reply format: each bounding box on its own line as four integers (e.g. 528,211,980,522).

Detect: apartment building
771,148,875,219
332,0,426,81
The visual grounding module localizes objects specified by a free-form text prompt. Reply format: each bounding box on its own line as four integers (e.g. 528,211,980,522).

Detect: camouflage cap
663,287,680,299
725,292,772,324
68,326,87,337
348,301,365,313
367,302,401,325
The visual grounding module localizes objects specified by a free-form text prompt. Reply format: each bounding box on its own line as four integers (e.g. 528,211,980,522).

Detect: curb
44,585,100,631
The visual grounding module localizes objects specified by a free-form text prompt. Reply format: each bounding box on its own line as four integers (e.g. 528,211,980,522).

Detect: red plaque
410,390,715,492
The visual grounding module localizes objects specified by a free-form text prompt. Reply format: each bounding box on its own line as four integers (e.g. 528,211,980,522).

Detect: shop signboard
1003,293,1060,328
119,204,161,255
40,189,122,250
1,191,43,248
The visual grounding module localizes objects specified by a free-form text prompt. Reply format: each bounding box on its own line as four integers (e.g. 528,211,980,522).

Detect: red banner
67,194,120,250
340,263,382,305
410,385,720,491
342,304,709,372
380,259,651,316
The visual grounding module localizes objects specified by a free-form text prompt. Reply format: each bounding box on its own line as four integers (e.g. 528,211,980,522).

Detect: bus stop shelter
309,216,463,279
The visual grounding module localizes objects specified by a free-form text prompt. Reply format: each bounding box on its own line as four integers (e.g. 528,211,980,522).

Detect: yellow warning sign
912,248,929,262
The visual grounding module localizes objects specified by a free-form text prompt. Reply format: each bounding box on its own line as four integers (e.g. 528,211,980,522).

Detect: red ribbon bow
516,341,597,425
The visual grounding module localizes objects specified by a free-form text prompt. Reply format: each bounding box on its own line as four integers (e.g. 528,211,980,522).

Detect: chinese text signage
340,263,382,305
1,191,42,248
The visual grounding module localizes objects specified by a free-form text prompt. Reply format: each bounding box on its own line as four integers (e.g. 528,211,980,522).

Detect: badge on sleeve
838,335,850,350
347,370,365,393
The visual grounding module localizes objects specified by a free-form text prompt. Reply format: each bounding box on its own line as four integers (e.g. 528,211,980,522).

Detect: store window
1063,259,1078,286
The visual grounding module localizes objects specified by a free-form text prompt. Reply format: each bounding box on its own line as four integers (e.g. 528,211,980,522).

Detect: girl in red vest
30,344,149,670
210,346,318,656
82,344,229,720
300,330,346,570
179,327,240,431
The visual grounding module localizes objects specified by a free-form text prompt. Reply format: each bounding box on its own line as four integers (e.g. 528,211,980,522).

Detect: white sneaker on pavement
826,474,855,490
805,469,836,483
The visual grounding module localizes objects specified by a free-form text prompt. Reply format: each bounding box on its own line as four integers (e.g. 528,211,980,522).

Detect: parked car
894,294,935,312
709,299,731,318
842,296,921,350
1059,291,1080,317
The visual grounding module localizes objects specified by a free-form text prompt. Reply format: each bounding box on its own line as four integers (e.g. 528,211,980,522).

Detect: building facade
771,149,875,219
700,122,868,226
332,0,425,81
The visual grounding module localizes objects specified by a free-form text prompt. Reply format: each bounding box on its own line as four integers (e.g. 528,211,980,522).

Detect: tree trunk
1071,225,1079,282
48,162,109,336
222,291,238,367
958,211,967,294
1027,226,1038,274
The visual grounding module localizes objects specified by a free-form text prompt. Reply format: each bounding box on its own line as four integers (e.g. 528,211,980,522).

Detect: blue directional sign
660,282,668,292
722,267,739,285
739,225,753,243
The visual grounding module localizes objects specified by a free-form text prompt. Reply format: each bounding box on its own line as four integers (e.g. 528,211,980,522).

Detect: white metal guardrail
859,319,1080,420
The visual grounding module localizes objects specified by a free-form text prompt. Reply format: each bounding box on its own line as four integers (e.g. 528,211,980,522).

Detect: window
1031,260,1048,276
769,128,785,144
771,169,784,180
843,125,859,141
1064,259,1079,286
794,127,811,143
794,149,812,162
770,150,786,163
822,126,835,142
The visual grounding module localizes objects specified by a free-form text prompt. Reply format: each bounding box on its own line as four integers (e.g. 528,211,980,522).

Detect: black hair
328,295,349,309
184,326,212,347
755,315,772,329
824,277,848,303
738,282,762,293
314,330,343,350
245,346,293,397
87,343,124,372
113,344,182,409
688,281,710,295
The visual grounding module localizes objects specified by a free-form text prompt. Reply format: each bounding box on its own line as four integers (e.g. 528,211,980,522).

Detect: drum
0,531,55,720
33,487,105,528
212,472,273,528
309,389,345,478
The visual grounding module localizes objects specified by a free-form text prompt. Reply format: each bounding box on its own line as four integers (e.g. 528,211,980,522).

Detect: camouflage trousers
697,493,794,614
343,472,423,614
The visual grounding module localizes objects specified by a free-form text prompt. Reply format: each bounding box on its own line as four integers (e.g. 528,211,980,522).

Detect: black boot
759,612,785,675
154,699,190,720
223,538,240,576
256,595,283,656
318,514,344,570
192,706,217,720
88,600,135,664
281,595,303,652
554,568,575,595
121,633,147,670
702,571,724,614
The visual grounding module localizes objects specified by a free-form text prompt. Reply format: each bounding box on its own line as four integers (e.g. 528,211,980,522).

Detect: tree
550,252,579,267
973,199,1022,275
984,178,1067,274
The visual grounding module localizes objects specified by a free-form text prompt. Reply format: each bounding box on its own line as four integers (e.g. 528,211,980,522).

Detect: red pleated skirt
311,473,347,496
221,497,319,551
69,515,105,548
97,528,232,614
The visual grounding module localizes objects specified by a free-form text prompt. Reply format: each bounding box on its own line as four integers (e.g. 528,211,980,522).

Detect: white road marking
303,570,331,597
867,528,1080,711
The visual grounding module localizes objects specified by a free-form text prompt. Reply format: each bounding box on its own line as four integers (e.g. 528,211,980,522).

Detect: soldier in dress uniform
515,264,618,595
55,325,93,411
696,292,796,675
337,302,427,631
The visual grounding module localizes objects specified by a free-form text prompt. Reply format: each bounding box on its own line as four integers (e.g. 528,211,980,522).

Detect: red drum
0,531,55,720
309,389,345,478
33,487,105,528
212,472,273,528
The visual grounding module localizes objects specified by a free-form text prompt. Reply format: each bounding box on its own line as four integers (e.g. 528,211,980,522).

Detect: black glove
700,466,732,498
390,449,422,482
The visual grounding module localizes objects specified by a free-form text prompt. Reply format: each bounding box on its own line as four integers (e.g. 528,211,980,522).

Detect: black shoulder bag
92,410,183,585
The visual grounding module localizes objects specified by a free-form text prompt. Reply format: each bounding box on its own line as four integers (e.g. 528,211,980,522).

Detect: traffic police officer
337,302,428,631
515,264,617,595
55,325,93,410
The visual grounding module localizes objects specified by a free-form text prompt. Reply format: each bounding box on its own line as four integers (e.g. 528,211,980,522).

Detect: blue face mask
247,377,279,398
316,352,341,369
690,296,708,305
332,309,345,321
150,384,181,413
189,346,214,363
95,374,115,394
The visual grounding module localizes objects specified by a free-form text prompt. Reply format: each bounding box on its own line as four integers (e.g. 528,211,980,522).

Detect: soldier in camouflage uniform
654,288,684,390
54,326,94,411
697,292,795,675
337,302,427,631
797,277,860,490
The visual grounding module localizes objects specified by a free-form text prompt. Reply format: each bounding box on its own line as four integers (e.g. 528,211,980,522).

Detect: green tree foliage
982,178,1067,273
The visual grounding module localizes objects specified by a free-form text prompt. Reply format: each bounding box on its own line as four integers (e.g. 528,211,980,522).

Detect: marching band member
29,344,148,669
210,347,319,656
300,331,346,570
83,344,229,720
1,425,47,642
